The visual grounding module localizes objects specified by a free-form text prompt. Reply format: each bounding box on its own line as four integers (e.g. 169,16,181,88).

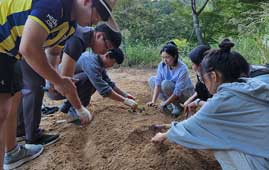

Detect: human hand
146,101,158,108
71,77,79,82
126,93,136,100
159,101,168,113
75,106,93,125
151,132,167,144
183,100,190,107
123,98,138,110
184,101,197,118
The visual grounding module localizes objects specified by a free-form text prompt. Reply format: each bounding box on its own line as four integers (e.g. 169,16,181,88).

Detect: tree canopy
113,0,269,64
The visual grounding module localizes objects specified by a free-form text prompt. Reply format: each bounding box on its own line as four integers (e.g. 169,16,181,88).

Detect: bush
122,42,193,68
121,43,160,68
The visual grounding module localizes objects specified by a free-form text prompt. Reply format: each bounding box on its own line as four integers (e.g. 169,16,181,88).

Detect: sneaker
41,106,59,116
16,129,45,143
167,104,173,111
60,101,71,114
67,108,82,125
4,144,44,170
160,104,172,114
28,133,60,146
68,107,79,118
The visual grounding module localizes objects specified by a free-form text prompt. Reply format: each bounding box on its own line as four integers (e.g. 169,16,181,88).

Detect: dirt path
19,68,220,170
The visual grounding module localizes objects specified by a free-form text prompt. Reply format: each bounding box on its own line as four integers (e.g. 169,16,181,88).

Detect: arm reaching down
20,18,82,111
147,85,161,107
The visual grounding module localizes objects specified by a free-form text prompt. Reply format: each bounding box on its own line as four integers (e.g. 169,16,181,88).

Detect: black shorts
0,53,22,95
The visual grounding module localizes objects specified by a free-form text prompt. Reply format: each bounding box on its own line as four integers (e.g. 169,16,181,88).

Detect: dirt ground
19,68,220,170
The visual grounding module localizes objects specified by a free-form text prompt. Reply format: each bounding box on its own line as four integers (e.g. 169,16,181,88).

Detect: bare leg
5,92,21,152
0,94,13,170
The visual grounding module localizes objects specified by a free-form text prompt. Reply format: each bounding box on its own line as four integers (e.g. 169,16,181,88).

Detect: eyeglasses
102,35,113,50
198,71,212,84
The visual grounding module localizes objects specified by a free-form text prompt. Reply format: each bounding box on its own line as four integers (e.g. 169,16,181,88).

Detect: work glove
124,92,136,100
75,106,93,125
123,98,138,110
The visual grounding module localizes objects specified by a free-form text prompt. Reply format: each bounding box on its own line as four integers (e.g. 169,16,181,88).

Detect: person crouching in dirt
147,41,194,117
151,41,269,170
183,45,212,116
183,39,269,118
50,48,137,119
46,23,122,120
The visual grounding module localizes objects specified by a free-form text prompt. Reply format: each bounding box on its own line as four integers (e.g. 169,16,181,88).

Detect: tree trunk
192,11,204,45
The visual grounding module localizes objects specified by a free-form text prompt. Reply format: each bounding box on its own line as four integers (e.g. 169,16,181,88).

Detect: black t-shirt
249,65,269,77
195,76,212,101
63,25,93,61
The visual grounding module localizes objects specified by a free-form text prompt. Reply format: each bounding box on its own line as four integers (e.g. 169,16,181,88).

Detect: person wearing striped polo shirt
0,0,119,169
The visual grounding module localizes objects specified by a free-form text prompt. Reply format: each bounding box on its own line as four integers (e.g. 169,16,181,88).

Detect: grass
234,37,269,65
121,38,269,69
121,43,192,69
122,43,160,68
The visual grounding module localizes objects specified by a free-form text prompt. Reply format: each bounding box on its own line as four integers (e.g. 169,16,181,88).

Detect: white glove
75,106,93,123
123,98,137,109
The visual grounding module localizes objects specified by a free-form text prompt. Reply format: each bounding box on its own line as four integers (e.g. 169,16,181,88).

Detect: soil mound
19,68,220,170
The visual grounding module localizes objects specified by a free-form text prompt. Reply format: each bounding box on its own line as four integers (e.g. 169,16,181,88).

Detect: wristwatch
194,98,201,106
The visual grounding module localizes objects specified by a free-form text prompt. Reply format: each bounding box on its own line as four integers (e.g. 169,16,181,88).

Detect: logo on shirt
46,14,58,29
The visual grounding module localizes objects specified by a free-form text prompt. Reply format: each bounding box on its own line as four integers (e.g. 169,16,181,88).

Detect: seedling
128,99,146,113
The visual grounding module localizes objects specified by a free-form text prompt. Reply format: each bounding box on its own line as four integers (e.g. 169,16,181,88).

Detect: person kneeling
147,42,194,117
151,41,269,170
58,48,137,119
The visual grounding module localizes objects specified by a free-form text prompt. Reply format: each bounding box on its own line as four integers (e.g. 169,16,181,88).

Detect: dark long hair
160,41,179,65
201,39,250,83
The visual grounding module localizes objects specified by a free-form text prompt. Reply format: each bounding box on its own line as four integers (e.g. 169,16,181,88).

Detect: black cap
107,48,124,64
189,45,210,65
95,23,122,48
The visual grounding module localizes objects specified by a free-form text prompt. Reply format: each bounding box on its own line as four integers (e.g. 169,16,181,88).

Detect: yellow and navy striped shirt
0,0,76,59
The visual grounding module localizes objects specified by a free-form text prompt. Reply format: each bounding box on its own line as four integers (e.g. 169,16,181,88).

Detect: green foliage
172,38,188,50
121,41,192,68
235,37,269,64
121,43,160,68
114,0,193,45
113,0,269,67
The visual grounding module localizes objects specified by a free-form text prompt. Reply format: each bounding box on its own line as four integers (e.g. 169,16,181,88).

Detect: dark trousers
47,71,96,112
74,72,96,107
17,60,45,142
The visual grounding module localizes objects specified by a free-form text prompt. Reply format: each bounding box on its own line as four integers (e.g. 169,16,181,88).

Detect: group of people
149,39,269,169
0,0,138,169
0,0,269,170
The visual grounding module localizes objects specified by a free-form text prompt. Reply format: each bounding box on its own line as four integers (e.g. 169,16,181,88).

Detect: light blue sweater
155,60,193,97
167,78,269,168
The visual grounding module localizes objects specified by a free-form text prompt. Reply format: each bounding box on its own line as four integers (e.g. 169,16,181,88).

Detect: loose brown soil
18,68,220,170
